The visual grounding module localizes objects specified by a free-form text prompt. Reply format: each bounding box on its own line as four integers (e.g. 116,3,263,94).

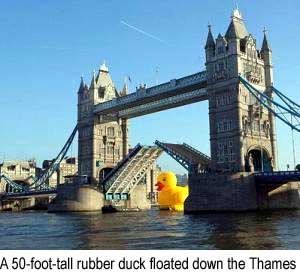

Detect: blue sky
0,0,299,173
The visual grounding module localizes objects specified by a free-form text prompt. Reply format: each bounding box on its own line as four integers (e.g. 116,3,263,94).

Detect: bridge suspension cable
29,125,78,190
239,76,300,133
0,125,78,193
271,85,300,113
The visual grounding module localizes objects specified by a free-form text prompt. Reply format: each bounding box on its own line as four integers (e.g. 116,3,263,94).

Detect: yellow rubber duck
155,172,189,212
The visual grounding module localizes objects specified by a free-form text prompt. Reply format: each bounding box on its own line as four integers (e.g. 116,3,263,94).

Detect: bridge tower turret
77,62,128,183
260,30,277,167
261,30,273,88
205,24,215,60
205,9,277,173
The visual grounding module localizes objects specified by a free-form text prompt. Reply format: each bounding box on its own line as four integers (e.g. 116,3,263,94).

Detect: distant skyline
0,0,300,173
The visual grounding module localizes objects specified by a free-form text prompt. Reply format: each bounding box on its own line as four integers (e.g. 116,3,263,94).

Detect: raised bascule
1,9,300,212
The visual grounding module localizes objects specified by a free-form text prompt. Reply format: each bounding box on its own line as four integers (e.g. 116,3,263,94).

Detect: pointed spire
205,23,215,49
95,60,110,84
121,76,128,96
235,1,239,11
90,70,96,89
262,27,271,51
78,75,85,93
232,6,242,19
80,75,84,86
225,8,249,40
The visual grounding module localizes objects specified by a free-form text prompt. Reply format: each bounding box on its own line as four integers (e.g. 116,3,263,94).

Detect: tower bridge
78,8,278,182
1,8,300,212
76,7,300,211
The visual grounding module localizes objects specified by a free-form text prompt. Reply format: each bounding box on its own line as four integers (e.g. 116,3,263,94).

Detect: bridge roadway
93,71,207,118
1,171,299,202
155,140,211,173
254,171,300,185
0,189,57,200
102,143,163,200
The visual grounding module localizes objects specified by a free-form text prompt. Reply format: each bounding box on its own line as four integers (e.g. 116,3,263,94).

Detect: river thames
0,209,299,249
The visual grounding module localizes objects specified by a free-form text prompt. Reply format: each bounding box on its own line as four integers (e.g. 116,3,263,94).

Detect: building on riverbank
42,157,78,188
0,159,40,192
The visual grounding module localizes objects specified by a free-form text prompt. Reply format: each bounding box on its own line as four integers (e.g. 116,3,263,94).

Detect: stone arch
98,166,114,193
98,166,114,182
5,183,11,193
246,146,273,172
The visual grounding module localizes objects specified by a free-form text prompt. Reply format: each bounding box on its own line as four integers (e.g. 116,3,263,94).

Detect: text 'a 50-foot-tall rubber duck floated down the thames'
155,172,189,212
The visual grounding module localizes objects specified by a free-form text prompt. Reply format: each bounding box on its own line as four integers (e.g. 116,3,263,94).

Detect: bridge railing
254,171,300,177
118,87,207,118
94,71,207,113
182,142,211,162
254,170,300,184
155,140,192,171
0,189,57,200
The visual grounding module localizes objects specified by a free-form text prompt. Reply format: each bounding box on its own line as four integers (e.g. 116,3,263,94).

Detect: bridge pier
185,172,257,212
257,182,300,210
104,184,151,211
48,181,104,212
185,172,300,213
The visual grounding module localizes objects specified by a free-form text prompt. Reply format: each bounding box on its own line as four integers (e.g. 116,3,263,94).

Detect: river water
0,209,299,249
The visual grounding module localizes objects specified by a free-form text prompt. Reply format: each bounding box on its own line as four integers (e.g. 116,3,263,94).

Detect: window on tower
107,143,114,155
107,127,115,137
218,62,224,71
216,94,232,107
98,87,105,98
217,140,235,163
217,47,224,55
217,119,234,133
240,39,246,53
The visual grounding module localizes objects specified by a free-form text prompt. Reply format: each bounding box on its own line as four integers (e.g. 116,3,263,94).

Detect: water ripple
0,209,299,249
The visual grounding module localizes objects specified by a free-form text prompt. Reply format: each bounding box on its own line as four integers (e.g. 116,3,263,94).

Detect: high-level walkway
94,71,207,118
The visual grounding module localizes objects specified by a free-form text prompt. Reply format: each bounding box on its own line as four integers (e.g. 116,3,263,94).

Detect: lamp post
291,115,296,170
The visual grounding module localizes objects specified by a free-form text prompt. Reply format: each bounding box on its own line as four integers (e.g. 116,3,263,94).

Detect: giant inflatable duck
155,172,189,212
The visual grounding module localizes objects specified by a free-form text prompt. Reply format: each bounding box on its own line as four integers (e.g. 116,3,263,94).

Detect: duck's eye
162,178,166,181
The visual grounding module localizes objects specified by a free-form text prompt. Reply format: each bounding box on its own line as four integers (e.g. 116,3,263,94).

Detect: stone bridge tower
77,62,129,183
205,9,277,173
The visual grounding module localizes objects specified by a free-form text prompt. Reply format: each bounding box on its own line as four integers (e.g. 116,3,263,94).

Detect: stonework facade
48,183,104,212
205,9,277,173
43,157,78,188
185,172,257,212
77,63,129,183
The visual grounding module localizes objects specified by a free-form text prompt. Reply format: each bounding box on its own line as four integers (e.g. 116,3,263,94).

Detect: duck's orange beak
155,181,165,191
